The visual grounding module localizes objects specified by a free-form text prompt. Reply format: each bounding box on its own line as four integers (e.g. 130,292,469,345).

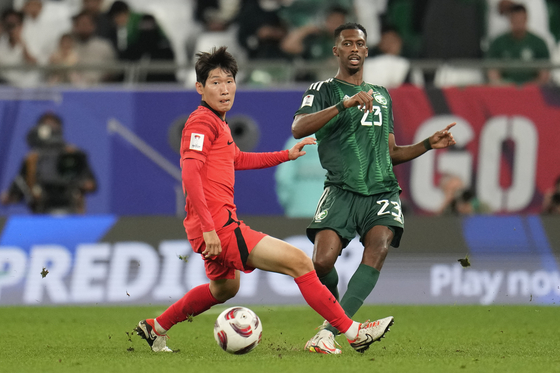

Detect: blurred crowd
1,0,560,87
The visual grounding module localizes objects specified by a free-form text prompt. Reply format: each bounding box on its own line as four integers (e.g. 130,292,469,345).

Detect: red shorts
189,220,267,281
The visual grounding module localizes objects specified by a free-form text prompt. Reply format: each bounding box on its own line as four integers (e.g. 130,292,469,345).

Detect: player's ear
332,45,338,57
365,46,368,58
195,81,204,95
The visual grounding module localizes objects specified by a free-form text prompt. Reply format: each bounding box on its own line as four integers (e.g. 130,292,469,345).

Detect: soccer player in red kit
135,46,393,354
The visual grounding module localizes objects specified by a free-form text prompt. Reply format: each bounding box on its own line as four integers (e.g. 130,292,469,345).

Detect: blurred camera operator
1,112,97,214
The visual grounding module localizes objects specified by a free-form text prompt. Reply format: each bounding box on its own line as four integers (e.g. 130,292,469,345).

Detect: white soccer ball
213,306,263,354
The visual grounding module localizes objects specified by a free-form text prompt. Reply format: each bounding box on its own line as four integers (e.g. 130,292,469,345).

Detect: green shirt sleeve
294,81,334,116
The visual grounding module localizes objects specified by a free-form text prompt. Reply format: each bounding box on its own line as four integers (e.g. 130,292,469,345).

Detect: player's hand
288,137,316,160
428,123,457,149
202,230,222,258
344,89,374,113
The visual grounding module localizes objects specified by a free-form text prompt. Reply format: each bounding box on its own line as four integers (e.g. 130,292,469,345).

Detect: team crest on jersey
374,93,387,105
314,209,328,222
301,94,314,107
189,133,204,151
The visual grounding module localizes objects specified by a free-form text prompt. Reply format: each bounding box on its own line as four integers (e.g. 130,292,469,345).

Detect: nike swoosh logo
351,334,374,346
227,140,233,145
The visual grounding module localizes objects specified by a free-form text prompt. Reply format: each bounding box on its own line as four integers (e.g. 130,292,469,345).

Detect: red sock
295,270,353,333
156,284,221,331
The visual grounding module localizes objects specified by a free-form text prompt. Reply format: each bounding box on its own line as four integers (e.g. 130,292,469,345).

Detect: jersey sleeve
234,146,289,170
182,158,215,232
181,119,219,163
294,81,334,116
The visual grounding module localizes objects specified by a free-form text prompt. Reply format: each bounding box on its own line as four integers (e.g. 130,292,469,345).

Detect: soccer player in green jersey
291,23,456,354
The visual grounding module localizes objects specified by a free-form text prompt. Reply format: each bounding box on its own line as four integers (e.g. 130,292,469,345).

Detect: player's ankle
153,318,168,335
343,321,360,340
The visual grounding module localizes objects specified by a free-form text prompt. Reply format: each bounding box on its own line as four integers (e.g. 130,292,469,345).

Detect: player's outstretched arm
429,123,457,149
234,137,315,170
288,137,316,160
390,123,456,165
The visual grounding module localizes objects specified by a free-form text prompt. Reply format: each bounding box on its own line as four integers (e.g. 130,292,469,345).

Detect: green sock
318,267,340,301
326,264,380,335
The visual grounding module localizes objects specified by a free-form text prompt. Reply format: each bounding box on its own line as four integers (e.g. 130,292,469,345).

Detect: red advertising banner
390,85,560,214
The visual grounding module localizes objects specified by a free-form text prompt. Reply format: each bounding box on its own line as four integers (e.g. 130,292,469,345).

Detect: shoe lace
315,320,329,331
326,333,342,348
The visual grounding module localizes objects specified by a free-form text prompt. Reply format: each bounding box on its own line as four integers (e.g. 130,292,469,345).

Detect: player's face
333,29,368,73
196,68,236,119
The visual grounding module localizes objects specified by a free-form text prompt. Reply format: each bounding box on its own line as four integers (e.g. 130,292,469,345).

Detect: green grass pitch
1,304,559,373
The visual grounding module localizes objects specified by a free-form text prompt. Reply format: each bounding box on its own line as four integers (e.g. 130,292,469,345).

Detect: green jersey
295,78,400,196
486,31,550,84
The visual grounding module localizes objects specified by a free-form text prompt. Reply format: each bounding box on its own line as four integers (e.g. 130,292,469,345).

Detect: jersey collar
333,78,368,88
200,100,228,123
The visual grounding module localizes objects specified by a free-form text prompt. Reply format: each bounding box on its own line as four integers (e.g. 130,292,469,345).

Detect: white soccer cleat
305,329,342,354
135,319,173,352
347,316,394,353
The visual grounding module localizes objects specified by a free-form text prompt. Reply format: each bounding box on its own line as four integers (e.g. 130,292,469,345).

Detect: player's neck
335,69,363,86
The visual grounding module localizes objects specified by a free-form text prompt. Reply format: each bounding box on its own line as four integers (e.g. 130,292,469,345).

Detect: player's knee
210,281,239,302
312,255,335,277
363,242,389,270
289,250,314,277
365,242,389,258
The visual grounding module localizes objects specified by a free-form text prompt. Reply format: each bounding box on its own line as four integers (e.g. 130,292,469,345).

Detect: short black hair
2,9,23,24
195,46,238,86
36,112,63,127
510,4,527,14
334,22,367,41
108,0,129,17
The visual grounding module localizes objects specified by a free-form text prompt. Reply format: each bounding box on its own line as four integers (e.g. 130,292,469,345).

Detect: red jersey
180,102,289,239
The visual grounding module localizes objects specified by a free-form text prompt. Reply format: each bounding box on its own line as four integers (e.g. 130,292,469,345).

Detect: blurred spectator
279,0,352,29
485,0,555,53
69,11,116,84
236,0,290,60
185,0,243,84
486,4,551,85
0,0,13,14
1,112,97,214
0,8,41,86
447,189,491,216
20,0,72,65
275,136,325,218
437,174,490,215
194,0,240,32
47,32,79,84
363,25,410,88
107,0,175,82
542,175,560,214
353,0,386,48
420,0,485,60
437,173,465,215
79,0,112,39
281,5,347,61
419,0,486,86
383,0,426,59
